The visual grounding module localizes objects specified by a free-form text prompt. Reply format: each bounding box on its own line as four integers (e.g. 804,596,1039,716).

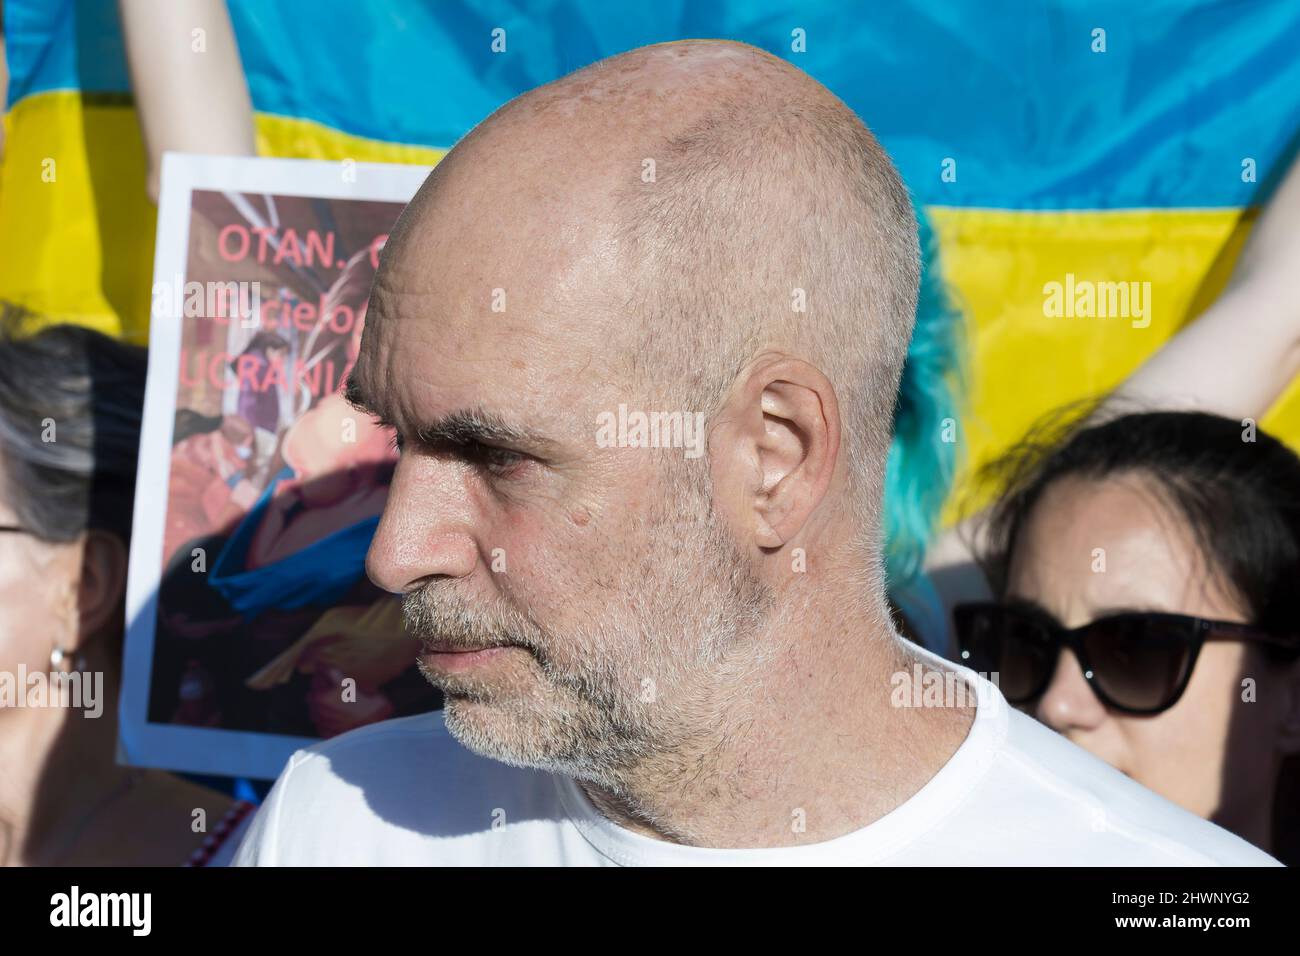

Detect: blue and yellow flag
4,0,1300,557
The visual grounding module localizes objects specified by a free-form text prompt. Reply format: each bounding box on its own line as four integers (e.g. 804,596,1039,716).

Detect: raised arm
1103,147,1300,421
118,0,255,203
922,144,1300,640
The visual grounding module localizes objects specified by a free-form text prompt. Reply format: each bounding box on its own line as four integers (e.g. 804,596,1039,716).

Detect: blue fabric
223,0,1300,209
180,773,267,803
4,0,130,105
10,2,1300,206
208,466,379,620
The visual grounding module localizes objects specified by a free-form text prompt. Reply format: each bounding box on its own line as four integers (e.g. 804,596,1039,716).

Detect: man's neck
580,602,975,849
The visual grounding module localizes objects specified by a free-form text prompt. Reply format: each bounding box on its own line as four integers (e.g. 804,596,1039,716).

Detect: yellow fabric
0,92,443,344
0,91,152,341
930,205,1300,520
5,92,1297,522
255,112,445,166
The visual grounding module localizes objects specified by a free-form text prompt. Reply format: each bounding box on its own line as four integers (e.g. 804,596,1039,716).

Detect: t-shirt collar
551,644,1008,865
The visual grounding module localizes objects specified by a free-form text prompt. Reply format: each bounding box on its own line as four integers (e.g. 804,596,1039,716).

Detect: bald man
234,41,1274,865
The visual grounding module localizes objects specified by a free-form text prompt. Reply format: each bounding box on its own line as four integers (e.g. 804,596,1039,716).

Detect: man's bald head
380,39,918,551
356,41,920,785
605,43,920,529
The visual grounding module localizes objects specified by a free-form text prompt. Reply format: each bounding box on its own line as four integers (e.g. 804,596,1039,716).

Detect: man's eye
473,444,526,475
387,431,526,476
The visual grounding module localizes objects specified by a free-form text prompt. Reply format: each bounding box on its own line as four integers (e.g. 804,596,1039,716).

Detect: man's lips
417,641,516,673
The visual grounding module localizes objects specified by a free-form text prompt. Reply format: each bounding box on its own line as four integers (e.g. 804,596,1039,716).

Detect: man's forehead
351,280,620,443
363,274,604,374
361,194,630,380
349,69,664,434
345,353,558,445
344,363,559,450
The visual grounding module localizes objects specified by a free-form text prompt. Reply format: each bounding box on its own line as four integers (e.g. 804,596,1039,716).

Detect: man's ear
711,354,841,550
76,529,129,643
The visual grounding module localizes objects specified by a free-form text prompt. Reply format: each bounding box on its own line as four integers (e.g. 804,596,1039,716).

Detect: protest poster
122,154,437,779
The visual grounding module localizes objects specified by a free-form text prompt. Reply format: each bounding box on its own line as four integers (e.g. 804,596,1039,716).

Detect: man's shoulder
987,707,1278,866
236,711,566,865
293,709,457,764
285,710,553,807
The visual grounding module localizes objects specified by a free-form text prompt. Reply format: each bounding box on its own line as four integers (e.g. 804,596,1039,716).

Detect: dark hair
241,331,290,355
0,308,147,546
976,408,1300,657
173,407,224,444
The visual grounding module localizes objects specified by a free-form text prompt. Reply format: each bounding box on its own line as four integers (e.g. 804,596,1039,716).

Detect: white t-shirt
232,647,1279,866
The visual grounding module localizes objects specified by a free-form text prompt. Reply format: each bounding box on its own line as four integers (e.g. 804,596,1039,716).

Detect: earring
50,645,86,672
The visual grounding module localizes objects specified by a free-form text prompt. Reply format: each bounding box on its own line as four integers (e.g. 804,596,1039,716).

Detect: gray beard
402,466,775,794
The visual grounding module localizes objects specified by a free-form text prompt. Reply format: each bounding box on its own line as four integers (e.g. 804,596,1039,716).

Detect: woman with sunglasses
957,409,1300,862
924,134,1300,654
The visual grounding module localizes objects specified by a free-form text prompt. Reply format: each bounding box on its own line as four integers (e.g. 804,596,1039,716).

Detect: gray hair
613,84,920,579
0,306,147,545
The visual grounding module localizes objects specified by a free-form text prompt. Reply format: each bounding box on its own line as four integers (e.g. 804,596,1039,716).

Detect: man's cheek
484,504,551,578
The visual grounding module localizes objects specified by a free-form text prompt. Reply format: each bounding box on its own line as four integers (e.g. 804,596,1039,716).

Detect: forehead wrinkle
346,308,400,422
358,286,618,464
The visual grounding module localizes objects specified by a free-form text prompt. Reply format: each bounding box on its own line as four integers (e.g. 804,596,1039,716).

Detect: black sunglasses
954,601,1300,715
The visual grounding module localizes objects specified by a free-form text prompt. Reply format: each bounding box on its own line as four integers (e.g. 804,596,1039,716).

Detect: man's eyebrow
412,409,553,452
346,377,553,452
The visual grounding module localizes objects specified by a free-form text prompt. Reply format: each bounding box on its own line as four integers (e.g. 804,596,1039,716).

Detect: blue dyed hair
882,211,965,587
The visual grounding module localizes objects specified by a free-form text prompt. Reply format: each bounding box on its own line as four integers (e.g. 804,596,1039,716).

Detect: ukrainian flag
4,0,1299,548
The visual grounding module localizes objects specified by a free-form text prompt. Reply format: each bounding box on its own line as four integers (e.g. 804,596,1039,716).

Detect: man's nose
1034,649,1108,733
365,456,478,593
